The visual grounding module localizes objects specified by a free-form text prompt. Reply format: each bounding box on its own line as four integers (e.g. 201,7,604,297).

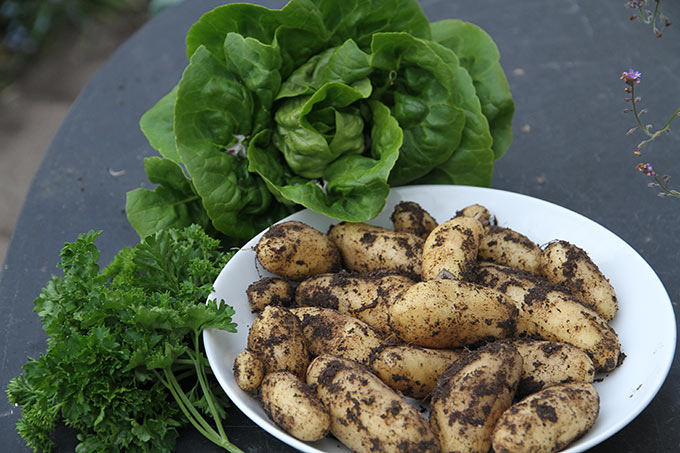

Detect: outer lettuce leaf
416,41,494,186
186,0,329,78
312,0,431,49
139,86,180,162
173,46,292,239
430,19,514,159
249,100,401,221
223,32,282,133
126,157,212,237
369,32,466,185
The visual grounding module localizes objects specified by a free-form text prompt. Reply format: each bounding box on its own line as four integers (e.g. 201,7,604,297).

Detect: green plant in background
626,0,671,37
622,1,679,199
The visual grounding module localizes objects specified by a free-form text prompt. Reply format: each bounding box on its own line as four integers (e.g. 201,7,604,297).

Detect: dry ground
0,12,148,265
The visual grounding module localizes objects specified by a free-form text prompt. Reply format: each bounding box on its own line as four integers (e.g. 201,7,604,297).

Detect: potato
478,225,542,274
256,220,341,281
430,342,523,453
541,240,618,320
370,344,463,399
421,215,484,280
307,355,440,453
456,203,495,227
232,349,265,392
475,263,621,371
247,306,309,378
246,277,294,312
290,307,384,365
492,382,600,453
390,201,438,239
388,278,518,348
327,222,424,280
260,371,331,442
510,338,595,397
295,271,414,336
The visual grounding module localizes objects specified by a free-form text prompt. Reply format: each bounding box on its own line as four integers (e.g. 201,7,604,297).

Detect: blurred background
0,0,182,264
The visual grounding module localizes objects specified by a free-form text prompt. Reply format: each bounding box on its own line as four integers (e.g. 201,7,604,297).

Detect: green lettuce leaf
369,32,466,185
416,41,494,186
273,79,372,178
126,157,213,238
139,86,180,162
312,0,431,49
173,46,293,239
249,99,401,221
430,19,514,159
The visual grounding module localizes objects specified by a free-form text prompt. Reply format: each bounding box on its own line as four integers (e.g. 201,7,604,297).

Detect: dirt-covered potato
369,344,463,399
295,271,414,336
456,203,495,227
390,201,439,239
388,278,517,348
328,222,424,280
510,338,596,397
247,306,309,378
256,221,341,281
307,355,440,453
476,263,621,372
290,307,384,365
421,215,484,280
232,349,265,392
246,277,294,312
430,342,523,453
260,371,330,442
478,225,542,274
492,382,600,453
541,240,618,320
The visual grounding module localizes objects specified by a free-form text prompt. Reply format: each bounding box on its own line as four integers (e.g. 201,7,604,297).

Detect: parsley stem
155,369,217,442
190,333,228,441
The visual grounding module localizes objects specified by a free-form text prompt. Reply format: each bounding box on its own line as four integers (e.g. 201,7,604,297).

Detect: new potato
390,201,439,239
430,342,523,453
256,220,341,281
510,338,595,396
290,306,384,365
260,371,330,442
421,215,484,280
328,222,424,280
295,271,414,336
232,349,265,392
247,306,309,378
478,225,542,274
246,277,294,311
307,355,440,453
541,240,618,320
475,263,621,372
370,344,463,399
492,382,600,453
388,278,518,348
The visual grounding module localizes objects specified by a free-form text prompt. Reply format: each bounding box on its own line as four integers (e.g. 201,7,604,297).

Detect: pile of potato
231,201,622,452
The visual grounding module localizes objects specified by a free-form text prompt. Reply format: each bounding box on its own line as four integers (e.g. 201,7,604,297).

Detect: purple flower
636,162,658,177
626,0,646,9
621,68,642,85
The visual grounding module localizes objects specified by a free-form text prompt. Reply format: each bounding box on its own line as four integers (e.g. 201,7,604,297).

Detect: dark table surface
2,0,679,451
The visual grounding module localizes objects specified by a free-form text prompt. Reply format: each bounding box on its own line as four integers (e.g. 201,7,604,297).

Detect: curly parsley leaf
7,225,242,452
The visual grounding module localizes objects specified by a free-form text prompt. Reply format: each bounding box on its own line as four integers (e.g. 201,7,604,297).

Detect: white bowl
204,185,676,452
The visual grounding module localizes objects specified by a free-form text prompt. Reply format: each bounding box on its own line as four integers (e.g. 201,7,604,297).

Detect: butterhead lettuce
128,0,513,241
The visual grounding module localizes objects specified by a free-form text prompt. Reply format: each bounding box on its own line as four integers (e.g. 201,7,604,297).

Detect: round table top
1,1,678,451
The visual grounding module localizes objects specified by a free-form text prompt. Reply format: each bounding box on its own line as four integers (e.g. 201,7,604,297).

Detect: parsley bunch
6,225,243,452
